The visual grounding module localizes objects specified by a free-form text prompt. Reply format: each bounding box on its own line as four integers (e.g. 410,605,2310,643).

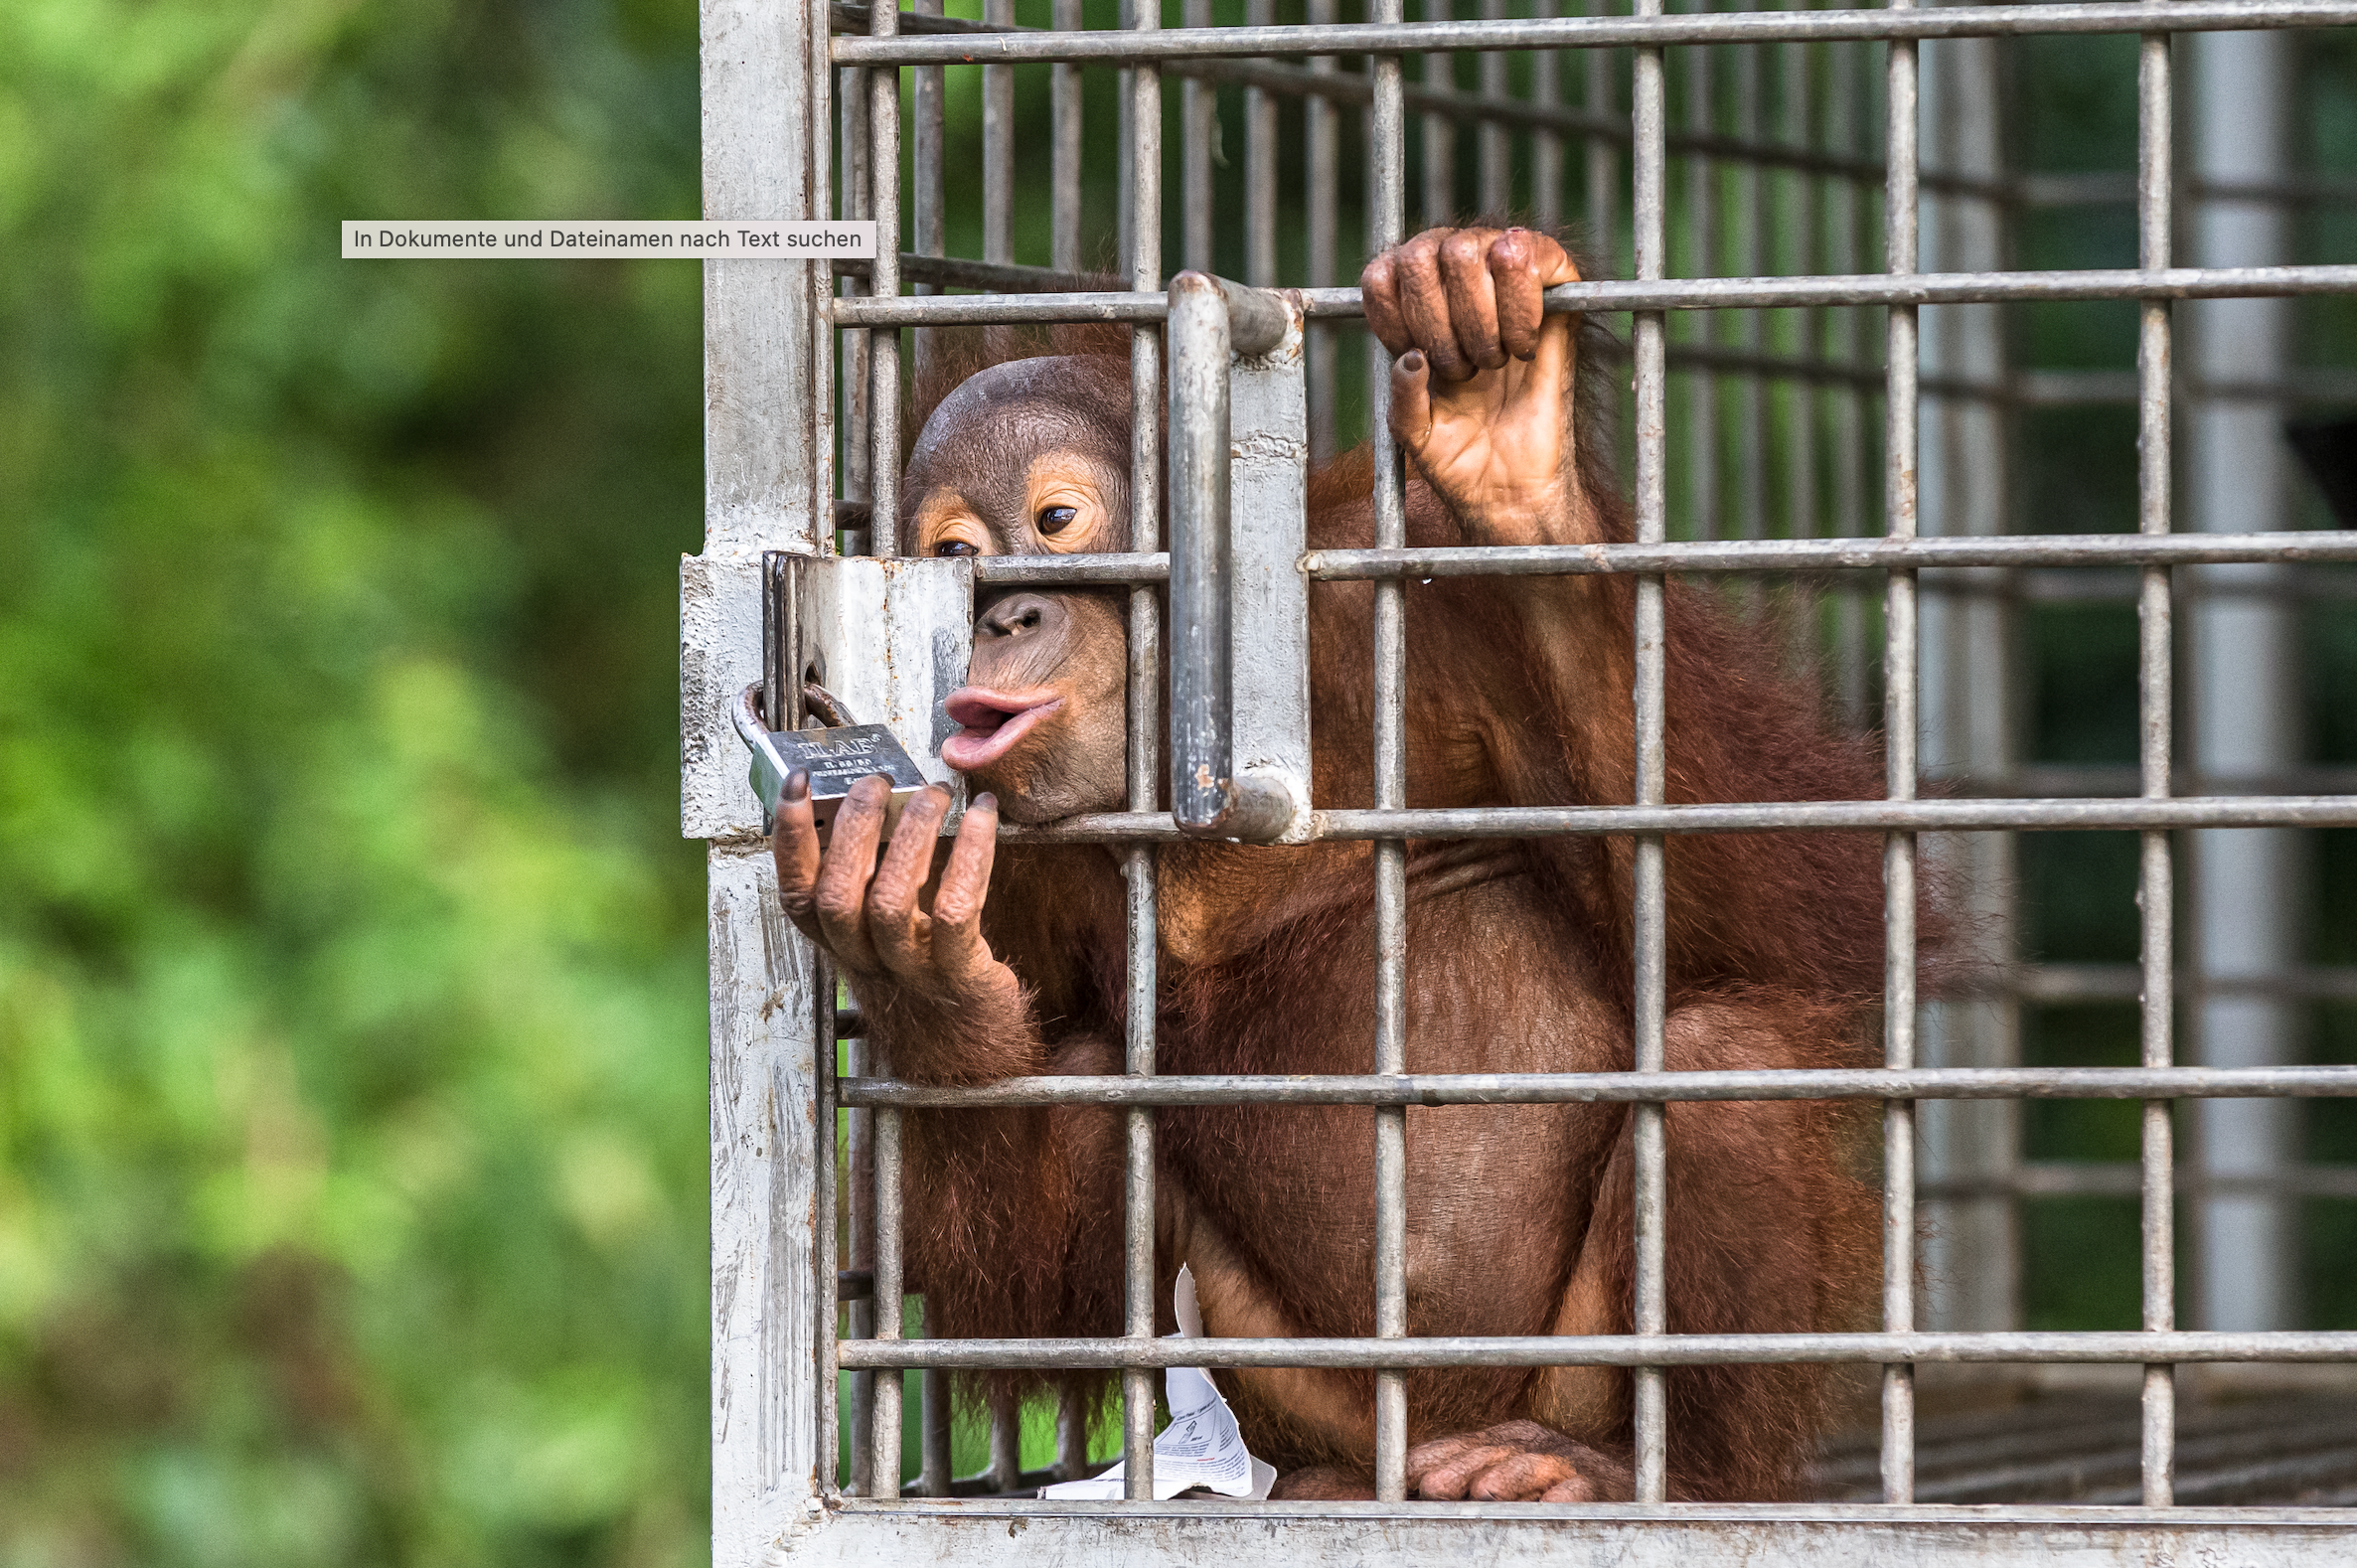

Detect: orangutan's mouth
940,688,1062,771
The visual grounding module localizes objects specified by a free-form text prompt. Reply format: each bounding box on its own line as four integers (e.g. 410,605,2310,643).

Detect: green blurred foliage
0,1,711,1562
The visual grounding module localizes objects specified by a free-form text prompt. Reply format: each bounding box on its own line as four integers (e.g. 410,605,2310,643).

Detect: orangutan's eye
1036,505,1079,537
935,539,979,557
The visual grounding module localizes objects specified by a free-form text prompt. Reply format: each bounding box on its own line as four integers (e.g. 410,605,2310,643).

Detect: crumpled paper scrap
1038,1265,1278,1500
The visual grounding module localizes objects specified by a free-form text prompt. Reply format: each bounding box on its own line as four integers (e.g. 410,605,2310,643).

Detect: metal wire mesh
809,0,2357,1520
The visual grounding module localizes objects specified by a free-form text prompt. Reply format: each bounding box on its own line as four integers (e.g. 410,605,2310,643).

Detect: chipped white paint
703,0,819,560
760,1501,2357,1566
710,841,821,1567
700,2,825,1563
1228,302,1313,842
684,553,773,840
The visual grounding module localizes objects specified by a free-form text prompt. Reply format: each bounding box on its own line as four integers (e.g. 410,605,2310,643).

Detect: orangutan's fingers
1439,228,1507,372
770,770,824,943
1537,1473,1600,1504
1395,233,1474,384
1411,1443,1517,1499
931,791,1002,982
812,774,890,972
866,784,950,980
1388,352,1434,451
1361,249,1411,359
1489,229,1579,362
1466,1453,1583,1501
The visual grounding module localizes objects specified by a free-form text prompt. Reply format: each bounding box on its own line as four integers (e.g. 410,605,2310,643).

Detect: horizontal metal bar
834,252,1101,293
1925,1162,2357,1201
1302,531,2357,578
829,264,2357,326
2019,368,2357,406
973,562,2357,610
994,795,2357,846
837,1329,2357,1372
831,1,2357,65
822,7,2357,222
1997,961,2357,1005
973,552,1169,585
830,3,2010,204
832,291,1167,327
2023,170,2357,208
838,1064,2357,1110
967,536,2356,592
1923,568,2357,606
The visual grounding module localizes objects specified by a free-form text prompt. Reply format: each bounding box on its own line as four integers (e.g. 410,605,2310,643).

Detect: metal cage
685,0,2357,1561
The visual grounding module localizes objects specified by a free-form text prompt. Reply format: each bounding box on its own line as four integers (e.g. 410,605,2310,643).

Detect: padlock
734,683,930,847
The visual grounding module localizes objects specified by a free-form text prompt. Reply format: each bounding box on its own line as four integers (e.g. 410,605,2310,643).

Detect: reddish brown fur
867,250,1902,1501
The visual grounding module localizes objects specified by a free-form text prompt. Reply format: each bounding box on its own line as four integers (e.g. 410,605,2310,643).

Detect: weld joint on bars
835,1330,2357,1372
825,265,2357,328
830,0,2357,66
837,1065,2357,1110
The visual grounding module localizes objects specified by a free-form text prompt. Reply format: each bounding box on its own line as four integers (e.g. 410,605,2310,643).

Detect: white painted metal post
697,0,827,1561
2189,27,2302,1337
1917,31,2021,1339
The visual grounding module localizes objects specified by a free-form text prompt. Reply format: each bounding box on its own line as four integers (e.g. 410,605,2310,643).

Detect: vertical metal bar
817,956,841,1496
864,0,904,1494
1586,0,1616,268
984,0,1016,267
1684,16,1719,541
1183,0,1215,275
1119,2,1136,283
848,1036,876,1495
1424,0,1456,229
1733,18,1766,579
1053,0,1085,276
1533,0,1564,230
2189,26,2297,1341
1056,1386,1089,1482
1916,28,2019,1340
870,1098,905,1498
1479,0,1510,216
1881,0,1920,1508
1169,276,1238,835
1307,0,1340,462
912,0,945,393
813,35,838,563
2137,19,2177,1511
1829,41,1869,728
1370,0,1410,1509
841,66,873,555
919,1300,951,1495
801,32,838,1491
989,1399,1021,1492
868,4,902,559
1125,0,1164,1496
1783,38,1818,658
1246,0,1279,287
1631,0,1669,1510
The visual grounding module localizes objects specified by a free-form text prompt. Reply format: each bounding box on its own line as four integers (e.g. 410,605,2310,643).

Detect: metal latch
733,549,976,844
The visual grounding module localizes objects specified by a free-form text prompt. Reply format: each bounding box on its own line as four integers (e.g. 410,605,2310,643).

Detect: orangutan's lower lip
941,700,1059,770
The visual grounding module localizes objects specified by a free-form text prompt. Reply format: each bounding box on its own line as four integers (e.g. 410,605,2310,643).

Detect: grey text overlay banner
342,221,877,258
